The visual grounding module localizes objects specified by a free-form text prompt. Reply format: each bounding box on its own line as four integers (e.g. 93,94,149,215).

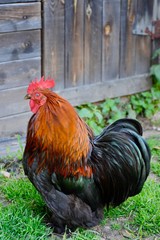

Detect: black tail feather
91,118,151,207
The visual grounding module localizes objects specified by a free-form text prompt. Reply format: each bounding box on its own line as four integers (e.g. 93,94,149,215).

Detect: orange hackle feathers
26,89,93,178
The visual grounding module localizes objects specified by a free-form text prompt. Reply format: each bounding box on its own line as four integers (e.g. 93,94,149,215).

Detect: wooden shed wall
43,0,153,91
0,0,158,137
0,0,41,137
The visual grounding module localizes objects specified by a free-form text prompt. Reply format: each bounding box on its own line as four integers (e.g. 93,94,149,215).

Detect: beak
24,94,31,100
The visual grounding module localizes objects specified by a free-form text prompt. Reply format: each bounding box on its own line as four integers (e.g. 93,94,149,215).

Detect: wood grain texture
0,0,154,138
0,87,29,118
151,0,160,63
135,0,153,74
0,2,41,33
0,30,41,62
102,0,121,81
0,0,40,3
0,112,32,137
0,57,41,90
43,0,65,90
58,74,152,106
65,0,84,87
119,0,137,77
132,0,153,36
84,0,102,84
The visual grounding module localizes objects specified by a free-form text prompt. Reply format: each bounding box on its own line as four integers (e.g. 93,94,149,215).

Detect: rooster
23,77,151,233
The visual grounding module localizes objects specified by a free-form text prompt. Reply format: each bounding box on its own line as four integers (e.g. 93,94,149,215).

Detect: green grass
0,204,50,240
0,177,51,240
104,180,160,237
147,137,160,177
151,162,160,177
0,176,101,240
0,136,160,239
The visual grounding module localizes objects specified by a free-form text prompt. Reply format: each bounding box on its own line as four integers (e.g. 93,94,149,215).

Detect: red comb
27,76,55,94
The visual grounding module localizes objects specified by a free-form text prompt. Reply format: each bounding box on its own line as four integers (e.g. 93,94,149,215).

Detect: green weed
3,134,24,161
77,84,160,135
77,103,105,135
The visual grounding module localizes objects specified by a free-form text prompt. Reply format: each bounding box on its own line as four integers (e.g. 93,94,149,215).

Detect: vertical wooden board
152,0,160,60
43,0,65,90
84,0,103,84
119,0,137,77
65,0,84,88
135,0,153,74
102,0,121,81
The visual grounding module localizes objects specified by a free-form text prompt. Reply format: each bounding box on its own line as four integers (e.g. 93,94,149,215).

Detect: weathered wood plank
0,57,41,90
65,0,84,87
0,74,151,118
0,87,29,118
0,0,40,3
132,0,153,36
152,0,160,62
0,112,32,137
102,0,121,81
58,74,152,106
0,137,26,156
0,3,41,33
43,0,65,90
119,0,137,77
84,0,102,84
135,0,153,74
0,30,41,62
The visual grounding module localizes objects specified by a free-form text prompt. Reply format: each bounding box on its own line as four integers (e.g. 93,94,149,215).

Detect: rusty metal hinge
145,20,160,40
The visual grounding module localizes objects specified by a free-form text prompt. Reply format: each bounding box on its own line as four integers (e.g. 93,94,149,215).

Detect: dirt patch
93,217,135,240
149,172,160,182
0,157,24,178
0,191,11,207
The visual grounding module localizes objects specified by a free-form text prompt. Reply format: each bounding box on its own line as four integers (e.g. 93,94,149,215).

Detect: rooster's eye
35,93,40,97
